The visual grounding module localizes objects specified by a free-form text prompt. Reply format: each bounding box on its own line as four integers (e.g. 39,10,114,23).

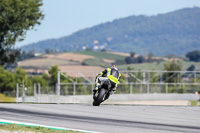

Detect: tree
147,53,154,58
48,66,60,87
125,55,146,64
0,67,35,93
44,48,59,54
186,50,200,62
0,67,16,93
19,50,35,61
137,56,145,63
147,53,154,62
162,61,182,83
42,73,50,82
100,49,106,52
0,0,44,65
15,67,31,87
31,76,48,87
48,65,76,93
130,52,136,57
187,64,195,71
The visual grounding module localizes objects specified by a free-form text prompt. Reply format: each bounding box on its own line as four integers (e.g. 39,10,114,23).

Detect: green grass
0,94,16,102
181,61,200,71
118,61,200,71
190,100,200,106
118,61,166,70
82,58,110,67
74,51,126,60
0,124,82,133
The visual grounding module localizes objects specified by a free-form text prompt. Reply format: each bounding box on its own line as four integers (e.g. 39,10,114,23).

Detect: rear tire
93,88,106,106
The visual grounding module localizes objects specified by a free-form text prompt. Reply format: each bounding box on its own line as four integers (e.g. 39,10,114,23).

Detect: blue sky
16,0,200,47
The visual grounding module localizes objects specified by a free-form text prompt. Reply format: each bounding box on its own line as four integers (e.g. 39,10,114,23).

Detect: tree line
124,50,200,64
0,65,91,96
1,61,200,96
186,50,200,62
0,65,67,94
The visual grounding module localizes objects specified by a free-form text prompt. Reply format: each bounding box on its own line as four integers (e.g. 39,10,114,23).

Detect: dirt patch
18,58,80,69
23,69,48,74
53,53,94,62
58,65,104,77
18,53,103,77
103,59,115,63
110,52,129,56
21,65,104,78
42,54,56,58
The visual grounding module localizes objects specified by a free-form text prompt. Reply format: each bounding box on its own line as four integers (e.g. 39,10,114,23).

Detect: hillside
17,52,127,76
21,7,200,56
18,52,200,76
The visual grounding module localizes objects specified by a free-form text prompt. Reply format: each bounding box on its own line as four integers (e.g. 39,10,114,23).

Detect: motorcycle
93,77,113,106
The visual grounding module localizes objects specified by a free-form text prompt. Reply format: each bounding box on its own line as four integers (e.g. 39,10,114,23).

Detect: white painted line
0,119,101,133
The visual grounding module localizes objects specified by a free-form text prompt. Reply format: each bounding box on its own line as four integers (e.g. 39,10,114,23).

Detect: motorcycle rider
93,65,121,97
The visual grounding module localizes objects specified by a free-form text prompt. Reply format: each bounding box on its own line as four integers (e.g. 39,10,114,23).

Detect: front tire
93,88,106,106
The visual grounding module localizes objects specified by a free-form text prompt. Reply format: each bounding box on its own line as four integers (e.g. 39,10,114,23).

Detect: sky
16,0,200,47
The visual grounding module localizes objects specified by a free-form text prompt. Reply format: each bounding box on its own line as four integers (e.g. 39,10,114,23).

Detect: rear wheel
93,88,106,106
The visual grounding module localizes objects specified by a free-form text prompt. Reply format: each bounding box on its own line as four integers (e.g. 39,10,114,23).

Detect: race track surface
0,104,200,133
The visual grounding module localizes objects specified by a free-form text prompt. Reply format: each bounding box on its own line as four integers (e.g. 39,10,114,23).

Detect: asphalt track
0,104,200,133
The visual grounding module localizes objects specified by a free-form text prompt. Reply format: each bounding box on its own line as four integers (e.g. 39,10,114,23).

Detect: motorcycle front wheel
93,88,106,106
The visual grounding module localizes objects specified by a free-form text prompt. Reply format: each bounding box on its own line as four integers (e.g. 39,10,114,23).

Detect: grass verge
190,100,200,106
0,94,16,102
0,124,82,133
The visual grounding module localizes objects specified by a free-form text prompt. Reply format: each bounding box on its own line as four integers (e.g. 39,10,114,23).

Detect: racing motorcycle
93,77,114,106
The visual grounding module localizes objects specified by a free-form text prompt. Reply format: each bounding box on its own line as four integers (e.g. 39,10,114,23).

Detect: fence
4,70,200,98
56,70,200,95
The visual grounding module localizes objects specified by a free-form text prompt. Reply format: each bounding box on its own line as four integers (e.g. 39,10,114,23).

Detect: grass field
18,51,200,75
74,51,126,60
82,58,110,67
18,58,76,68
118,61,200,71
190,100,200,106
0,124,81,133
18,53,91,69
0,94,15,102
74,51,200,71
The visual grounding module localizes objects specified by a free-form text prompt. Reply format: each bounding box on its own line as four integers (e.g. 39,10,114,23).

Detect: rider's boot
93,83,100,97
111,87,116,95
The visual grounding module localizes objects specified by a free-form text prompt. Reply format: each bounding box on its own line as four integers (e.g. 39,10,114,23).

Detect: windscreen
110,69,119,78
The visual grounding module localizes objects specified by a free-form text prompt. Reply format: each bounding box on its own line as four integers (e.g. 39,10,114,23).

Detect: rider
93,65,121,96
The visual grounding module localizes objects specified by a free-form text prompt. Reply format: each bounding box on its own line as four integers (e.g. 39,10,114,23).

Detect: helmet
110,65,117,69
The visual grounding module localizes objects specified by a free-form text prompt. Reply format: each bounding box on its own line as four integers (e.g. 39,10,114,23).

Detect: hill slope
21,7,200,56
